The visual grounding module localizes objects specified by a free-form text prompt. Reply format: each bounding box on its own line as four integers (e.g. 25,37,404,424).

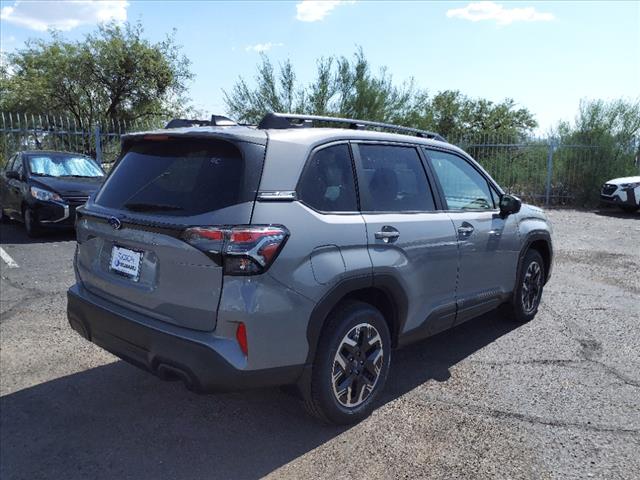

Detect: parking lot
0,209,638,480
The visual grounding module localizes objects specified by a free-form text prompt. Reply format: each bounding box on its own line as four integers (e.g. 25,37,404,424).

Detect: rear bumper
67,283,304,392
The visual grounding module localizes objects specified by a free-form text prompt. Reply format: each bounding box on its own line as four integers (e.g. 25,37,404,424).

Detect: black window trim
351,140,440,215
294,140,361,216
422,145,502,213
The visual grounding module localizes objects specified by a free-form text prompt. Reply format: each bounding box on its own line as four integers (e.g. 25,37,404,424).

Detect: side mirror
5,170,21,180
499,194,522,216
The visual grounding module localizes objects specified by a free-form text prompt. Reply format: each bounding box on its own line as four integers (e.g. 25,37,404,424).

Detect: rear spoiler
165,115,237,129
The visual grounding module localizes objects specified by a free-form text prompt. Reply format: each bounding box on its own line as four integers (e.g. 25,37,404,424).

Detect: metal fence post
545,140,555,206
94,125,102,164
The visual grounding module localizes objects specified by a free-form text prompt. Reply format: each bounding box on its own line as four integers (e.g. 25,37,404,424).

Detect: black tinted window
426,149,494,210
358,145,435,212
297,144,357,212
95,138,247,216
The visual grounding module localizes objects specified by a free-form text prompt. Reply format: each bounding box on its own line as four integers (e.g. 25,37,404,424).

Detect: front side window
357,144,435,212
426,149,494,210
27,154,104,178
297,144,357,212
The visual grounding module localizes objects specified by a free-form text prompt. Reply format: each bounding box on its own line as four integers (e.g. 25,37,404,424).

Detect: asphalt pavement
0,209,638,480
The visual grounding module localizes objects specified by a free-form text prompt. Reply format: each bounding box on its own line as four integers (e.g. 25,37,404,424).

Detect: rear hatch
75,132,266,331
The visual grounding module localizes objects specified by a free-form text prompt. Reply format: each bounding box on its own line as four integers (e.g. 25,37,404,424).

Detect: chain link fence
449,134,636,207
1,112,638,207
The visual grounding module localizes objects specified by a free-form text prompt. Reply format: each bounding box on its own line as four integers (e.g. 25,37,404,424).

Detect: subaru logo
108,216,122,230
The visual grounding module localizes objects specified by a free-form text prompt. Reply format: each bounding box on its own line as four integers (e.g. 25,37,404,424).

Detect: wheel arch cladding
520,232,553,284
305,275,408,364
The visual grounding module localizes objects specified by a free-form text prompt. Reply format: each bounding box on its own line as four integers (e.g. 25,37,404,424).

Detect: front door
424,148,520,325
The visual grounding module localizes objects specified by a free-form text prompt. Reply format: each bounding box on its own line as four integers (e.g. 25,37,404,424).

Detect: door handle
457,223,474,239
375,226,400,243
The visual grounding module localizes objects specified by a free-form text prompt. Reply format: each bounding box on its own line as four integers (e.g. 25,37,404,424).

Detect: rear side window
357,144,435,212
297,144,357,212
95,138,248,216
426,149,494,210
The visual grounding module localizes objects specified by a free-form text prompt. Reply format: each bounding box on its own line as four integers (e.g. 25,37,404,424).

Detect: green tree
551,98,640,205
224,48,537,140
0,21,193,127
225,48,420,126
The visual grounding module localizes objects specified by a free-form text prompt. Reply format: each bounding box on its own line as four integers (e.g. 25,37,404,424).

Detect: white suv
600,176,640,213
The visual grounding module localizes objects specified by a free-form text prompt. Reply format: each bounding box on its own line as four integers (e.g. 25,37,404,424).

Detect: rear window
95,138,248,216
297,144,358,212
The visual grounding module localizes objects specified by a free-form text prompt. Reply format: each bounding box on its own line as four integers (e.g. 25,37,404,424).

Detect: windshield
28,154,104,178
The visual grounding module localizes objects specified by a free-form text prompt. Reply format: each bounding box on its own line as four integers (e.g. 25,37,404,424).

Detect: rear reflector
236,322,248,356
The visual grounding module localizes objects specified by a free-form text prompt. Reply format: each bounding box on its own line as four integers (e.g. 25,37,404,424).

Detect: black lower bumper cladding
67,284,303,392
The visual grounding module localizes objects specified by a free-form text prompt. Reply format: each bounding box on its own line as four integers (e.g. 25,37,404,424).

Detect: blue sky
1,1,639,132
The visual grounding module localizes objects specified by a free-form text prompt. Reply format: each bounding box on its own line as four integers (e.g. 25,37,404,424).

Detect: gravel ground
1,208,639,480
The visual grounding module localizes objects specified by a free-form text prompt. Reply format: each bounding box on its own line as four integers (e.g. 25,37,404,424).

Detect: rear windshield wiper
124,202,184,212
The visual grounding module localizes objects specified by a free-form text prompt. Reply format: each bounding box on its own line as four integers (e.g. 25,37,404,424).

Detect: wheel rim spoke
335,350,349,371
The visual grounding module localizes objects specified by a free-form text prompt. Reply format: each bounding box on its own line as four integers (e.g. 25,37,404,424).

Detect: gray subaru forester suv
67,113,553,424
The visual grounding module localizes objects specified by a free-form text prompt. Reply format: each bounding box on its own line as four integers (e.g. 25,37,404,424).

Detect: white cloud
0,0,128,32
446,1,555,26
296,0,351,22
245,42,284,53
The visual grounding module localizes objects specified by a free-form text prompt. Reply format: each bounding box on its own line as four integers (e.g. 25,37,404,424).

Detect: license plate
110,246,142,281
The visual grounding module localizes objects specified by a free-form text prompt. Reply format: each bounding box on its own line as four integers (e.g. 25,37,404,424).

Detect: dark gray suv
67,113,553,424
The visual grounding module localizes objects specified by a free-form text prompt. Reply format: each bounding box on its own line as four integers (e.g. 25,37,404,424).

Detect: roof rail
257,112,446,142
165,115,237,129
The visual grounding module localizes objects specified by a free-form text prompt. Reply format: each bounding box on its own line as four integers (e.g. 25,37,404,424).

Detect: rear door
424,148,520,324
354,143,459,337
75,135,265,331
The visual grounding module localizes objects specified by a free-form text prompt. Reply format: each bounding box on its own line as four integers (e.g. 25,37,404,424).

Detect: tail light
182,225,289,275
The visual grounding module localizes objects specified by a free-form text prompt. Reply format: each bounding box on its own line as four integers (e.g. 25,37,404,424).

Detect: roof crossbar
258,112,446,142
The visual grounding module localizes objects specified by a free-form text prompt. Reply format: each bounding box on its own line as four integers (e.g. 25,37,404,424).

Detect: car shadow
0,221,76,244
594,207,640,220
0,311,518,480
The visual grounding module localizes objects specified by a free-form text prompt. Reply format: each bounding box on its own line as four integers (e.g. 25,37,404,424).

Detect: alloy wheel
331,322,384,408
521,261,542,314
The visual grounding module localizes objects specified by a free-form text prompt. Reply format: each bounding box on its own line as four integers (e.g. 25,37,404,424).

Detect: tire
304,300,391,425
508,249,545,323
24,207,41,238
0,207,9,223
